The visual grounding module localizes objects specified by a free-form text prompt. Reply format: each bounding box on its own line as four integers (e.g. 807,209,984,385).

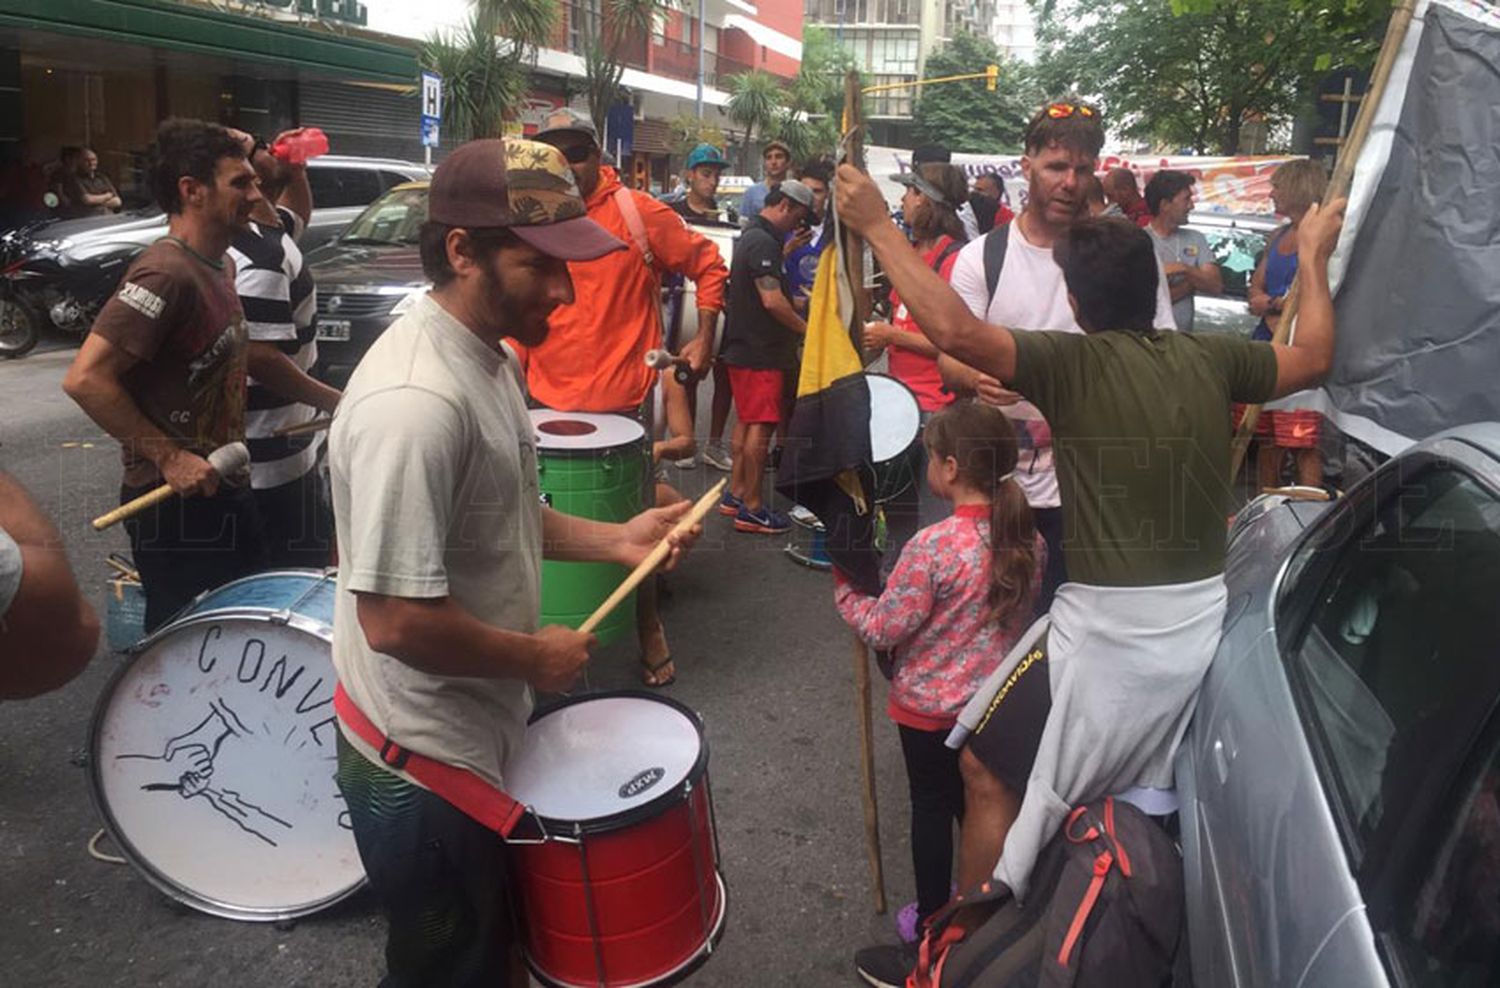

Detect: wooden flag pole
840,67,887,916
1229,0,1418,481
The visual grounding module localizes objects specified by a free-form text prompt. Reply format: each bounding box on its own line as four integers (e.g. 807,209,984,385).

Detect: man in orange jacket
534,109,729,687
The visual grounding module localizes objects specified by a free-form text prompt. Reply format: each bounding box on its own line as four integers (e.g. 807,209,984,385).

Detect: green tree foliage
770,26,857,163
668,114,727,156
726,70,784,169
1033,0,1387,154
582,0,669,136
912,32,1040,153
421,0,558,142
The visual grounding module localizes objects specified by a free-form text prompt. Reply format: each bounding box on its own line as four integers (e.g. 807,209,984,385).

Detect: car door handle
1213,738,1231,783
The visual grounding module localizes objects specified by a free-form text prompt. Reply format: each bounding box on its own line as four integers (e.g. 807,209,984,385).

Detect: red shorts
1231,403,1273,438
1270,409,1321,449
728,366,785,425
1232,405,1320,448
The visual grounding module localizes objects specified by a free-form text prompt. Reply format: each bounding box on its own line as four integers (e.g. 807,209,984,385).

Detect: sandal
639,617,675,688
641,654,676,688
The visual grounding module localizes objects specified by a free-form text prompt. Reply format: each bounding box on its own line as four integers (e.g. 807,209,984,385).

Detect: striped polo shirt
229,206,321,490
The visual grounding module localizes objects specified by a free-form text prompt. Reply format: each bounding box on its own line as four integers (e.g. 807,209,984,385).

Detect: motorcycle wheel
0,291,41,358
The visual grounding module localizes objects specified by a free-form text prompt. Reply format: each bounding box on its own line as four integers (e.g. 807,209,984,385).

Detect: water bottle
270,128,330,166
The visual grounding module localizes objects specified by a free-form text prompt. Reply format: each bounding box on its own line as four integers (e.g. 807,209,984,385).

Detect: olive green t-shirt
1009,329,1278,587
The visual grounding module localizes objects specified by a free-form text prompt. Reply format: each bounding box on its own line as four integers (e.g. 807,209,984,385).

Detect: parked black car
306,181,430,388
0,155,430,358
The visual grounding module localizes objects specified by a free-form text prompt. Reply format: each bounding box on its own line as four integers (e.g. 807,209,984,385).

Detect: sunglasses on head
1044,102,1098,120
559,143,596,164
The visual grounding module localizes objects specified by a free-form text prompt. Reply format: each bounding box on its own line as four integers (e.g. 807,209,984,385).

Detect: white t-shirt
329,294,542,791
949,221,1177,508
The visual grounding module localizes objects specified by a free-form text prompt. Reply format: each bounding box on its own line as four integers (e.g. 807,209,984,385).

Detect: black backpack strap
983,221,1011,300
933,238,964,273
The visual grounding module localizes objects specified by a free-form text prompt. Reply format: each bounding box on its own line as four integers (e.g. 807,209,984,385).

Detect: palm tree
422,0,560,143
726,70,784,171
474,0,558,46
582,0,667,136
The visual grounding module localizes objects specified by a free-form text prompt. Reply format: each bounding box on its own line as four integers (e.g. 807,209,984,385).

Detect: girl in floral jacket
835,400,1043,941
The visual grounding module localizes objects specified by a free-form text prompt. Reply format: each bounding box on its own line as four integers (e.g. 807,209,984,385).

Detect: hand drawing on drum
116,697,294,847
90,570,366,922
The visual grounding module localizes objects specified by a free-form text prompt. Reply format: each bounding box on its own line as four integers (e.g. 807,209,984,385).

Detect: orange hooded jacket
527,166,729,412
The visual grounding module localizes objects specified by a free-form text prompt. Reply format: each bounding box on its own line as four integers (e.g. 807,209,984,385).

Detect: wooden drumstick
271,416,334,438
91,442,249,531
577,479,725,635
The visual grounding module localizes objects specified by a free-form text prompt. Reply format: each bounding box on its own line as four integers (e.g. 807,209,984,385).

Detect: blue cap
685,143,729,170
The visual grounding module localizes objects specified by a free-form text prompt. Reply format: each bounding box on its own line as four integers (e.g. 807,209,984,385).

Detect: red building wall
719,0,802,80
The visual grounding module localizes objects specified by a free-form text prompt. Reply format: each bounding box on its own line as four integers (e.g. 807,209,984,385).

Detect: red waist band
334,682,528,839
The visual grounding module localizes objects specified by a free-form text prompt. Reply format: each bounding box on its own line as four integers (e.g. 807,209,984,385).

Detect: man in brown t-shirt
64,118,266,631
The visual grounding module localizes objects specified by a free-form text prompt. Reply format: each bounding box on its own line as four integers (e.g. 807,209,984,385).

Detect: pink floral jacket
835,504,1044,730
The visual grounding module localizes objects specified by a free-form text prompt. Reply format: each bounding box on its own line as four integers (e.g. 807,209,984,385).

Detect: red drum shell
510,693,726,988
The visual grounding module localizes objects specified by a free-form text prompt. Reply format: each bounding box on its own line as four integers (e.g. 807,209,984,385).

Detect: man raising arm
839,159,1344,986
836,163,1343,401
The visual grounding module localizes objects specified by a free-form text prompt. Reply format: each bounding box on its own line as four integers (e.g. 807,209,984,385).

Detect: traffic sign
421,71,442,149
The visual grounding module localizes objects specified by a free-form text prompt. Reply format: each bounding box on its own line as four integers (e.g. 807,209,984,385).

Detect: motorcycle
0,221,144,358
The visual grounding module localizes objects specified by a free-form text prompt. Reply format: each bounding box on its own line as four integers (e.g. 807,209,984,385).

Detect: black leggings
898,724,965,924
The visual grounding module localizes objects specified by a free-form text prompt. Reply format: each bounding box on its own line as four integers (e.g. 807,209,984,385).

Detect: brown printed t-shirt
91,240,248,487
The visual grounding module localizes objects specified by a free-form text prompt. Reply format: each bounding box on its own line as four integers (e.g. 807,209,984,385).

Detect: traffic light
985,64,998,91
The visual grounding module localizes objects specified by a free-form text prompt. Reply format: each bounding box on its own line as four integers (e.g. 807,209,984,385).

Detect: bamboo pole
1229,0,1419,481
852,635,887,915
840,67,887,915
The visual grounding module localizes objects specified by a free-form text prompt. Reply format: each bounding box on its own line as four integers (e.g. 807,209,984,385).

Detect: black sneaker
854,942,918,988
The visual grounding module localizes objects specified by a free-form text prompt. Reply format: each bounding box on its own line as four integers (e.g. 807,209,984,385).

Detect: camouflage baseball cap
534,107,599,144
427,138,623,261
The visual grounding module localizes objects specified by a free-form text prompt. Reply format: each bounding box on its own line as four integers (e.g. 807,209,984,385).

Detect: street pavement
0,347,915,987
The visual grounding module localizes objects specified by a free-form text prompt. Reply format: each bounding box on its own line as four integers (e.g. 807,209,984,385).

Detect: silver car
1179,423,1500,986
34,154,432,258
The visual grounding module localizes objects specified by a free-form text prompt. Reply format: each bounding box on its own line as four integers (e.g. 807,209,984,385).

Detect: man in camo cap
328,138,703,986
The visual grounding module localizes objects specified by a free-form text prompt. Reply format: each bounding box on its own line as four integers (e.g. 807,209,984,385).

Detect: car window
1193,225,1266,299
1286,466,1500,867
307,168,384,209
379,170,419,190
1386,738,1500,986
339,186,428,245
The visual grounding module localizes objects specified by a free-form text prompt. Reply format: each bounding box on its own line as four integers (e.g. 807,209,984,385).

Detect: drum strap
333,683,528,838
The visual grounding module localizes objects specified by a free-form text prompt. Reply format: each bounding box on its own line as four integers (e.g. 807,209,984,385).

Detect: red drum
506,692,726,987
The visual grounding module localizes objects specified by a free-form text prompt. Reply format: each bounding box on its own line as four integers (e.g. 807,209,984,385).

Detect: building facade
992,0,1036,62
0,0,801,221
804,0,1001,146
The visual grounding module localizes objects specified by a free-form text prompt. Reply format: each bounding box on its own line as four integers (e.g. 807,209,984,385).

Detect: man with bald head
1102,166,1150,226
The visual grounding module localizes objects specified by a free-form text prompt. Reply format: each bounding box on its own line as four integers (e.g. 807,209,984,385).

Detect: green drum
532,410,648,647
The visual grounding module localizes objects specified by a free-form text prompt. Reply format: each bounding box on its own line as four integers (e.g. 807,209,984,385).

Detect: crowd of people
0,98,1348,988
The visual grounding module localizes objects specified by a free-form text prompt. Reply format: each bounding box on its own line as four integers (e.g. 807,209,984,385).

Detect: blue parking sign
421,71,442,149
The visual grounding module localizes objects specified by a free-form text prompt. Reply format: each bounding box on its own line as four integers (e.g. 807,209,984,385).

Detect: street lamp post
695,0,706,120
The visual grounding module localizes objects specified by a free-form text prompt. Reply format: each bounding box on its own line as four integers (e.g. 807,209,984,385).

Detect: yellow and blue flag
774,243,882,595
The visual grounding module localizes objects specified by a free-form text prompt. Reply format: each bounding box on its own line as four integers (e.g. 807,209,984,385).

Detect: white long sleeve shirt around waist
946,222,1178,509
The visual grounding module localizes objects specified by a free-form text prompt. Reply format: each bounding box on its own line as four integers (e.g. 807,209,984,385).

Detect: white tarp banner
1294,0,1500,454
865,145,1297,217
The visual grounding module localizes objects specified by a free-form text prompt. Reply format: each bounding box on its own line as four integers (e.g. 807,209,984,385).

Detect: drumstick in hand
578,479,725,635
91,442,249,531
271,417,334,438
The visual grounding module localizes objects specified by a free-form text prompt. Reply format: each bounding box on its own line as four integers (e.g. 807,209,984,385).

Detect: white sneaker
673,453,698,469
702,441,733,472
